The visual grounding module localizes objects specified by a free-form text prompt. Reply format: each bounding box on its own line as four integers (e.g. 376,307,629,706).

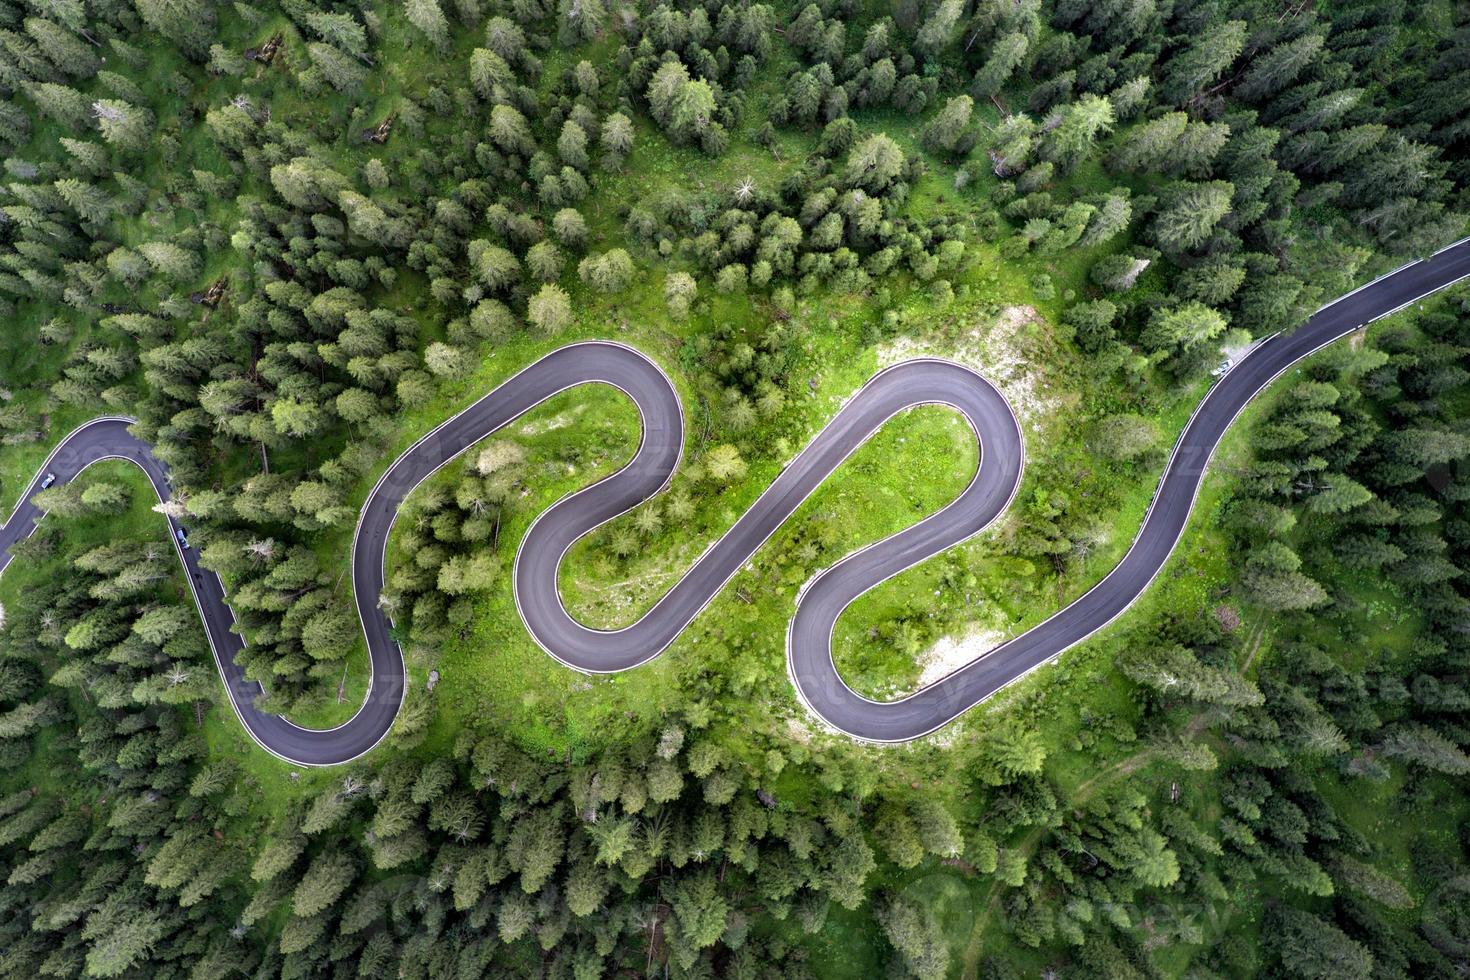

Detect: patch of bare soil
876,304,1061,432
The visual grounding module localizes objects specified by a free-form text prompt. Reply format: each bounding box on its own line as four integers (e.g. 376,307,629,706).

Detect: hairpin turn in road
4,237,1470,765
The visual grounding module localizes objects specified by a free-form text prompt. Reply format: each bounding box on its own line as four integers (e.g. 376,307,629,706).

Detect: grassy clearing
418,298,1027,759
200,704,340,816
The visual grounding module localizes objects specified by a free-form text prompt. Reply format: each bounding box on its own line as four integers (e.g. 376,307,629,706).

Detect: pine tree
877,896,948,980
84,903,167,977
251,832,307,882
1159,20,1246,105
843,133,904,193
1076,192,1131,247
472,242,521,291
577,249,634,294
271,396,326,438
27,81,90,127
132,0,215,59
1330,854,1414,910
911,799,963,858
483,15,526,64
920,95,973,154
914,0,963,58
497,892,535,942
1090,254,1150,291
558,0,604,45
551,208,588,249
1268,905,1373,980
1381,723,1470,775
526,241,563,283
1241,541,1327,610
1178,256,1246,305
528,284,572,334
469,48,512,99
600,112,633,170
978,720,1046,784
564,861,607,916
665,272,697,319
1237,33,1326,103
1127,828,1180,888
557,120,589,171
572,60,598,96
971,32,1029,99
278,912,329,955
665,870,729,968
704,445,746,482
1304,475,1372,514
404,0,451,50
306,11,368,58
1040,95,1114,172
670,78,718,149
1063,299,1118,352
270,156,351,211
25,16,99,78
54,178,113,223
988,113,1037,175
1150,181,1234,252
303,783,357,835
824,833,876,909
292,851,356,917
1335,533,1403,569
1141,303,1226,356
489,104,536,156
1109,74,1152,120
1111,112,1191,172
437,553,499,593
308,42,367,91
507,808,564,894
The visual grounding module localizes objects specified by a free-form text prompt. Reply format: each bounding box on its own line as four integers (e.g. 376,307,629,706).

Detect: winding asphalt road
4,237,1470,763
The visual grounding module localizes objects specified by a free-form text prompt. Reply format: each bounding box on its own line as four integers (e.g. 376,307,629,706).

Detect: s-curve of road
4,238,1470,764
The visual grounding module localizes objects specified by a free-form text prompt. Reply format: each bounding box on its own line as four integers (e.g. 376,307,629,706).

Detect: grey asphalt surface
4,238,1470,763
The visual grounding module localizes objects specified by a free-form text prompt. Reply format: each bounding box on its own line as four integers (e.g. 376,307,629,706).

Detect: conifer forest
4,0,1470,976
